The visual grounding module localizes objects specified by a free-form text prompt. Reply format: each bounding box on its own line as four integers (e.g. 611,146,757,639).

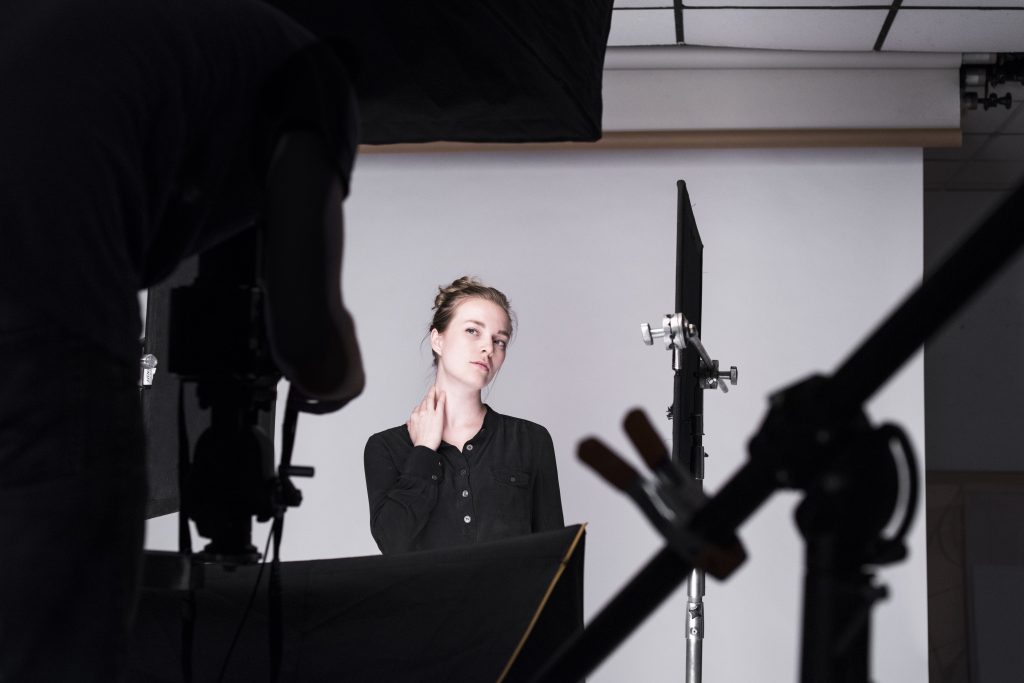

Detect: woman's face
431,297,511,390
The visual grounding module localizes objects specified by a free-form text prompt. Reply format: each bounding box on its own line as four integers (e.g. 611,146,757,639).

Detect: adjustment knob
641,322,654,345
641,322,669,346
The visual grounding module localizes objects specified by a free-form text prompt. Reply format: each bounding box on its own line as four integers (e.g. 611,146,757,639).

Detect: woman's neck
434,374,485,431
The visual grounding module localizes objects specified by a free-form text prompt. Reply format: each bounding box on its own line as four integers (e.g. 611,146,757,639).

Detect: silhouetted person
0,1,363,680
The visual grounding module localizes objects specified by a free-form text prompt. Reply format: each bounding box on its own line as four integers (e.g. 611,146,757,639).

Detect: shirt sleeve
531,426,565,532
363,432,443,554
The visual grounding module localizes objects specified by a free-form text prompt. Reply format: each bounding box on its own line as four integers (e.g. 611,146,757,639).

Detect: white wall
148,147,927,682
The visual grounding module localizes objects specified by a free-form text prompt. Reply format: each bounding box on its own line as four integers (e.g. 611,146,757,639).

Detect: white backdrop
148,147,927,682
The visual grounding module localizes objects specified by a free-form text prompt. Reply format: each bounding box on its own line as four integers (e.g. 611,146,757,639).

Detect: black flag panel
129,526,585,682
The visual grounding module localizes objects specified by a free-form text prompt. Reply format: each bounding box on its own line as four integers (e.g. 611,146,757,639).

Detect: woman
364,276,564,554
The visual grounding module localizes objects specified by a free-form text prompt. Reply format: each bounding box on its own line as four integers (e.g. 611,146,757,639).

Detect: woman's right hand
407,386,445,450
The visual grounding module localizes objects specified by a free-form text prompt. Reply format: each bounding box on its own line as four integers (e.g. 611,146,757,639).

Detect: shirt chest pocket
494,469,530,488
491,468,532,523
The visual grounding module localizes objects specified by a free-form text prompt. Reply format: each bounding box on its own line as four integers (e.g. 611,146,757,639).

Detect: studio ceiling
609,1,1024,53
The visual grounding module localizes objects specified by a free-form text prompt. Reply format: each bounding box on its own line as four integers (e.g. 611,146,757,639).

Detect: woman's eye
466,327,478,335
495,339,507,349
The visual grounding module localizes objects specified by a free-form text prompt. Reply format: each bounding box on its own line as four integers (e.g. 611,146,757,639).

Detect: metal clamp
704,360,739,392
641,313,738,393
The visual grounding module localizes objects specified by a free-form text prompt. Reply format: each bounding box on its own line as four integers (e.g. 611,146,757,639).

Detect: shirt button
465,444,473,451
461,489,469,498
510,476,517,483
460,468,467,476
463,515,472,524
430,474,438,481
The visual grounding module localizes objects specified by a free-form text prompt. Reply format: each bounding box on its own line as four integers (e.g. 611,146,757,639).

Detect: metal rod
684,326,715,371
685,567,705,683
685,479,707,683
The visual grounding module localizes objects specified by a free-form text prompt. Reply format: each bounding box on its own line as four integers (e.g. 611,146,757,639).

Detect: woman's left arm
532,426,565,532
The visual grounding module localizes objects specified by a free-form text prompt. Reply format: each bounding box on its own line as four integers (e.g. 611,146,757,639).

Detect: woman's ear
430,328,442,356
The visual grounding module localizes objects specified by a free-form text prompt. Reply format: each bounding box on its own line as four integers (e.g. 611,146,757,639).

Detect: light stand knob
641,315,683,350
641,322,656,346
704,361,739,392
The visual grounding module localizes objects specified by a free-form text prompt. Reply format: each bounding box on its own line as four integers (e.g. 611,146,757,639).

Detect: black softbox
266,0,615,143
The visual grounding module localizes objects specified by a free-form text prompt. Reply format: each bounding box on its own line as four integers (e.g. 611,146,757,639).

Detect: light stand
639,181,738,683
531,179,1024,682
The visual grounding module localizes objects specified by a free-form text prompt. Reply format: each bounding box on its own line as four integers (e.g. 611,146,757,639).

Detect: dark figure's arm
262,129,364,404
532,427,565,532
364,434,443,554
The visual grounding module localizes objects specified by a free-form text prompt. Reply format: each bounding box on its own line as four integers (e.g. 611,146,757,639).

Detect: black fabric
128,525,585,683
0,0,358,365
365,406,564,554
265,0,615,144
0,295,147,683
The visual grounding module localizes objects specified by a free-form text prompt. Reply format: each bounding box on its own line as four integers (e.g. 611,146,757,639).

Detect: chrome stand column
685,567,705,683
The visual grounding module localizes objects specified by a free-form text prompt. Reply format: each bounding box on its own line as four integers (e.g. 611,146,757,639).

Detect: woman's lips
472,361,489,372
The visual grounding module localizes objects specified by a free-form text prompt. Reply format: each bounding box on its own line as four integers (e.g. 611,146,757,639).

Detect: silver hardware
139,353,158,387
640,313,739,394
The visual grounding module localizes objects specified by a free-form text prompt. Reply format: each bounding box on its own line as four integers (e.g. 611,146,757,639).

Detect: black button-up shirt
364,406,564,554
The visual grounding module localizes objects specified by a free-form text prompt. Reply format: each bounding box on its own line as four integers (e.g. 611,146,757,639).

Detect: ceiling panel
686,0,884,5
608,3,1024,53
608,8,676,46
612,0,672,7
884,10,1024,52
682,9,887,51
901,0,1020,7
